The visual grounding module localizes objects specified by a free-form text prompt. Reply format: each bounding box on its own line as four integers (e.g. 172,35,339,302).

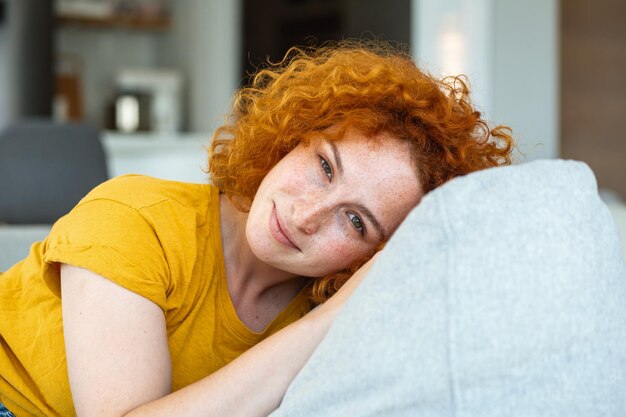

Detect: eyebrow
355,202,387,240
327,140,388,240
327,140,344,177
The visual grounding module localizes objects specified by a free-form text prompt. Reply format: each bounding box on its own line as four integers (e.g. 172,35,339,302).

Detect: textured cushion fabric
271,159,626,417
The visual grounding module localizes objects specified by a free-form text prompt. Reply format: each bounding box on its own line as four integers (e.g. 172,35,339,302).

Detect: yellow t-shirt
0,175,309,417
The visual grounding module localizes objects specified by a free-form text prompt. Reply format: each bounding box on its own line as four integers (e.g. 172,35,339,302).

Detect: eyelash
319,155,333,181
319,155,365,236
347,212,365,235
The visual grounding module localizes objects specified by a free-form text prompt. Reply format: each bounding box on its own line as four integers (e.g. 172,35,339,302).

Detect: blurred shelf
57,13,171,31
103,131,211,152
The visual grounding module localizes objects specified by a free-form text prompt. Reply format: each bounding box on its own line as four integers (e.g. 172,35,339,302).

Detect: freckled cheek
286,157,324,190
317,236,363,265
293,175,314,191
335,245,358,259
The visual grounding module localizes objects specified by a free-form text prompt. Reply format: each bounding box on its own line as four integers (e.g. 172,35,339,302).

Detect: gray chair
0,120,108,224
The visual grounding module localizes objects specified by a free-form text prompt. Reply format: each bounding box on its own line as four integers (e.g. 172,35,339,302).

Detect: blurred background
0,0,624,198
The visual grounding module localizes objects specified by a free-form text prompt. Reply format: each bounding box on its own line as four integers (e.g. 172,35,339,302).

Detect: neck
219,194,304,309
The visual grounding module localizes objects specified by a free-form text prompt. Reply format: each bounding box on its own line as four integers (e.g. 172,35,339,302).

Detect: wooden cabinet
560,0,626,199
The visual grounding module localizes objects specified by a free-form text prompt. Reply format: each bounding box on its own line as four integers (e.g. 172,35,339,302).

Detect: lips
270,203,300,250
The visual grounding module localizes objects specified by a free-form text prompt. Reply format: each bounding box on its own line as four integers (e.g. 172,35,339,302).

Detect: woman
0,40,513,416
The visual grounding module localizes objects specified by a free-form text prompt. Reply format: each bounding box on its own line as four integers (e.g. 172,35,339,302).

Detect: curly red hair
209,40,514,304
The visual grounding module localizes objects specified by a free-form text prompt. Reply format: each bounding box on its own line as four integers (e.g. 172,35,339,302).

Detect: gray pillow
271,159,626,417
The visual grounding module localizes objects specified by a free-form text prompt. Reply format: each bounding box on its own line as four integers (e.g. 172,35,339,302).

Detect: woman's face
246,129,423,277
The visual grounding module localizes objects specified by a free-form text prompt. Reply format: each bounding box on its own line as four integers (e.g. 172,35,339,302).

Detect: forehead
332,131,419,191
330,129,420,185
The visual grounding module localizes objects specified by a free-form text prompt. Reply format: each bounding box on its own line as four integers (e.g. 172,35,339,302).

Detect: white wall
157,0,241,133
493,0,559,161
412,0,559,161
413,0,494,118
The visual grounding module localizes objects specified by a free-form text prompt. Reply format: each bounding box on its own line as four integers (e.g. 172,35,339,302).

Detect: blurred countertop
102,131,212,184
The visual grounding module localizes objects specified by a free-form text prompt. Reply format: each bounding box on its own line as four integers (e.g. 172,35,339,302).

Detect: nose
292,194,331,235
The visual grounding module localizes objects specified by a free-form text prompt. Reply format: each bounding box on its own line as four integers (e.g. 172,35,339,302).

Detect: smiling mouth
270,203,300,251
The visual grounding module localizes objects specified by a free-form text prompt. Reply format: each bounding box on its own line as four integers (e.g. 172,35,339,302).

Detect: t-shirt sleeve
42,197,170,311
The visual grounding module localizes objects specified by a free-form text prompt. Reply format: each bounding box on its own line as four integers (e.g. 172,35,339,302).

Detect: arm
61,255,377,417
61,264,172,417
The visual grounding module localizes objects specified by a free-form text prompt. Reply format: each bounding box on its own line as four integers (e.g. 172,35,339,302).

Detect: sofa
0,225,52,271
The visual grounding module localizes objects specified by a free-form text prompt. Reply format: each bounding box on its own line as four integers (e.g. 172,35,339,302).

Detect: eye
347,212,365,235
319,156,333,181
